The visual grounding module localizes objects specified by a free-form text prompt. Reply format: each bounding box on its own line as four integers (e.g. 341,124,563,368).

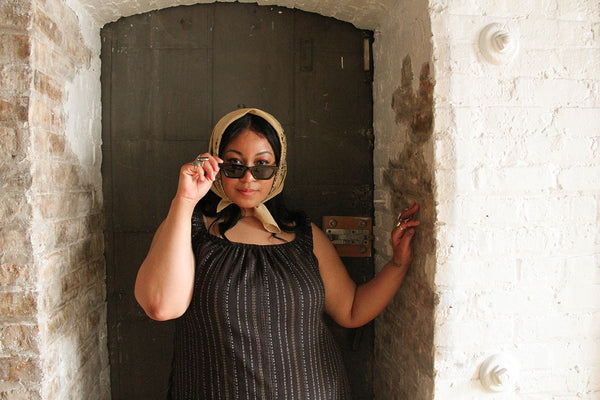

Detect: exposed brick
70,237,101,270
31,127,66,156
28,96,64,130
0,63,32,94
0,226,32,263
0,291,37,318
0,386,41,400
0,325,39,356
30,37,75,79
37,191,94,220
54,218,83,248
0,126,29,164
0,1,32,31
0,264,35,288
0,165,33,196
30,161,52,189
64,32,93,68
0,98,28,123
0,187,31,224
33,70,63,102
0,356,41,385
33,7,63,46
51,162,84,188
0,34,30,61
39,249,69,287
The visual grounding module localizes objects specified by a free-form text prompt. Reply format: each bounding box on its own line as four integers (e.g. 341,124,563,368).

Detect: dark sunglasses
219,163,278,180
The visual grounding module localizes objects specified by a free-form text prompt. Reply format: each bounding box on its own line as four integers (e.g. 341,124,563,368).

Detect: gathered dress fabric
168,210,350,399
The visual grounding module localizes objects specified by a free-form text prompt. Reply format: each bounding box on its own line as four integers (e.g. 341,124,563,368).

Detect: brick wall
0,1,41,397
0,0,109,398
430,0,600,398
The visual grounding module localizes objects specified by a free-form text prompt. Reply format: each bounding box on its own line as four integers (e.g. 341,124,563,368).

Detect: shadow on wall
385,55,434,213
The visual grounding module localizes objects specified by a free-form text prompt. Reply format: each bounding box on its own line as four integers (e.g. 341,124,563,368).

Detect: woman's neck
240,207,256,218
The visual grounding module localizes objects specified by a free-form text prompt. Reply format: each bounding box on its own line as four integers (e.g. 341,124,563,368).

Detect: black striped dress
168,213,350,399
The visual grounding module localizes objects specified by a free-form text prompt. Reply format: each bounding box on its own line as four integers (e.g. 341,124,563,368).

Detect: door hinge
323,216,372,257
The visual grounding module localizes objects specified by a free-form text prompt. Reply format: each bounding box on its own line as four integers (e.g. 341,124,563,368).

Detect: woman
134,108,420,399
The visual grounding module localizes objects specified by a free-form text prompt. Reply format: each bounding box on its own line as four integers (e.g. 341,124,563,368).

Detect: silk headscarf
209,108,287,233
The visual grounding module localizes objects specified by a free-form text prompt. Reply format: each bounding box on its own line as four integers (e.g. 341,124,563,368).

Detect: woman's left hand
391,202,420,268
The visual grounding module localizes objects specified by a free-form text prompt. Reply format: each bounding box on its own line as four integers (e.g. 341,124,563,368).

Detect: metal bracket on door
323,216,372,257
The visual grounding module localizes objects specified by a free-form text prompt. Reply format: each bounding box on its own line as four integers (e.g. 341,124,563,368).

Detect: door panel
102,4,373,399
212,4,295,124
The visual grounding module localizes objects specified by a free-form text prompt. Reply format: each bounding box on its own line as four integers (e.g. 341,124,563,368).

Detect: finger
201,161,218,182
391,225,407,242
193,154,221,180
400,202,420,219
395,229,416,253
183,162,201,176
208,155,222,169
392,220,420,238
206,156,222,180
193,164,207,183
392,223,418,246
193,155,209,166
406,220,420,228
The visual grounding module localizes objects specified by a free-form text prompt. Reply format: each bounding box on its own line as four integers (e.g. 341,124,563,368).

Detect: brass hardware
322,216,372,257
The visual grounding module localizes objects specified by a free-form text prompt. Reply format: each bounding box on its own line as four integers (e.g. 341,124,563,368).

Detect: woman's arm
134,197,197,321
315,203,420,328
134,154,221,321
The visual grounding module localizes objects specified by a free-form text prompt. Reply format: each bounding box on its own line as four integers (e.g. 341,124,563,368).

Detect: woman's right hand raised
175,153,222,203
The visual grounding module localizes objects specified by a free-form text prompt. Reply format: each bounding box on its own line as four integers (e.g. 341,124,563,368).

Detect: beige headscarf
209,108,287,233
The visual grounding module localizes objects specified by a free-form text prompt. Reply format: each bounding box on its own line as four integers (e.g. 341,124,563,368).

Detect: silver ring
395,210,411,229
193,155,209,167
395,218,409,229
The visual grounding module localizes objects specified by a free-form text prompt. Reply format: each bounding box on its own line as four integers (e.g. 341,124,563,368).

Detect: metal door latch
326,229,370,245
323,216,372,257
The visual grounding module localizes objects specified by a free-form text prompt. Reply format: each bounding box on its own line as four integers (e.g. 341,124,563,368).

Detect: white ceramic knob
479,353,519,392
479,23,519,65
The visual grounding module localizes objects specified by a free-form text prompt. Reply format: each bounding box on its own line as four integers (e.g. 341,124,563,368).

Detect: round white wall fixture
479,353,519,392
479,23,519,65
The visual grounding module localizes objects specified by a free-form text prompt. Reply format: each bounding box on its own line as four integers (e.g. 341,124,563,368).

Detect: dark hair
218,113,282,165
196,113,307,239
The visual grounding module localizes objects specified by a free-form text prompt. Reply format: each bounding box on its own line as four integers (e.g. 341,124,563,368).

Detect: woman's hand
175,153,222,203
391,202,420,268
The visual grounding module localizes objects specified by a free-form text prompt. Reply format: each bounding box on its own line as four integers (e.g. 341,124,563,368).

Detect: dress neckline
200,215,298,248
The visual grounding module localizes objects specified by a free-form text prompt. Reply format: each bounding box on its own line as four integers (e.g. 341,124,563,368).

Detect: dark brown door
101,3,373,399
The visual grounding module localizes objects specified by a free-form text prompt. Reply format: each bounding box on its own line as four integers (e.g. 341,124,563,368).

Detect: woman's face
220,128,277,214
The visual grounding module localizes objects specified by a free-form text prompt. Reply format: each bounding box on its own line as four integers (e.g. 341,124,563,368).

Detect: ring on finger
193,155,209,167
395,217,410,229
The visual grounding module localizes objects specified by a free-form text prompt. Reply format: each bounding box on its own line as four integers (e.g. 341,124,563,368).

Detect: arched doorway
101,3,374,398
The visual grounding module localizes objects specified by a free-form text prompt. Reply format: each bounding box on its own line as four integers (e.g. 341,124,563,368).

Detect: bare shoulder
311,223,338,257
311,222,327,244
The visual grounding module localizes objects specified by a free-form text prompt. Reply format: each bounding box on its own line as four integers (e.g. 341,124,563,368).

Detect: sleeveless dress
168,211,350,399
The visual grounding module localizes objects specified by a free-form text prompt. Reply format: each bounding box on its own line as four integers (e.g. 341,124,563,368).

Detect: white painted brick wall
431,0,600,398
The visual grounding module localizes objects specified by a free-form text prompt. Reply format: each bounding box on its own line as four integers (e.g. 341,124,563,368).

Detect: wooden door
101,3,373,398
